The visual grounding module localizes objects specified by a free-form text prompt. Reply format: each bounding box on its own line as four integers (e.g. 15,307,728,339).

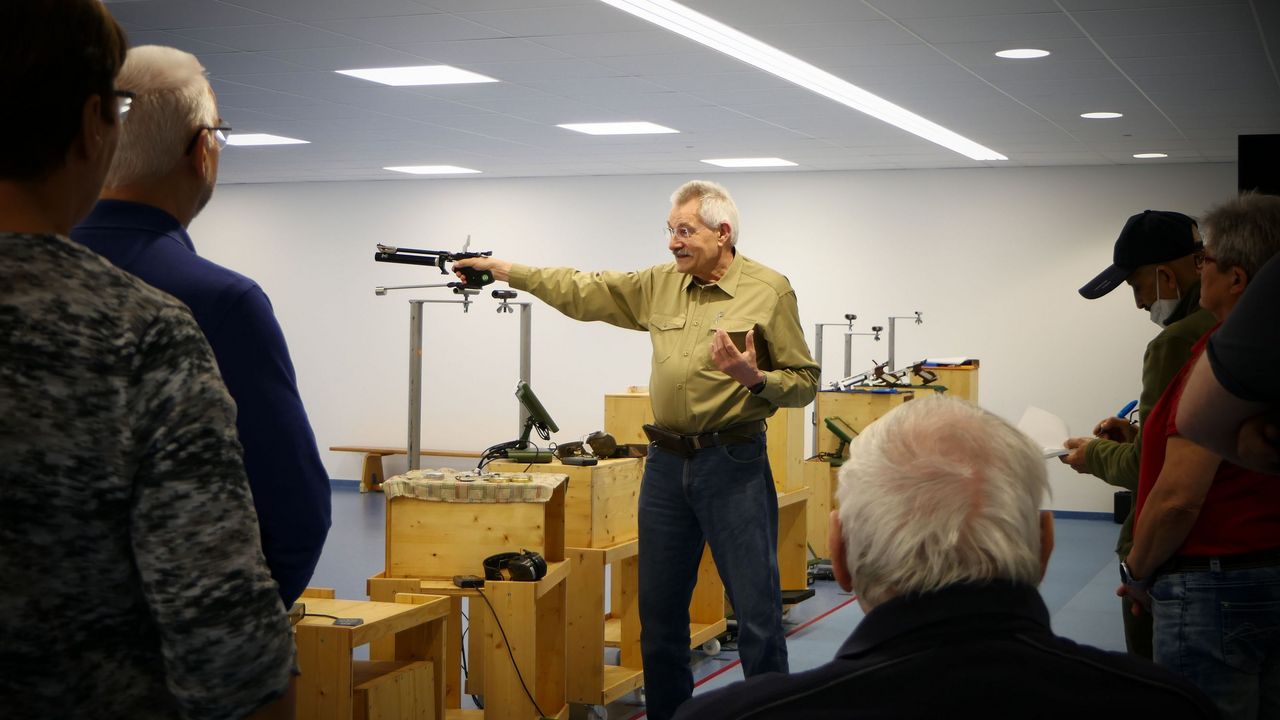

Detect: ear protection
483,550,547,582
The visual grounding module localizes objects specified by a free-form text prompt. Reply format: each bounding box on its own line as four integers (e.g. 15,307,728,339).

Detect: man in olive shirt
456,180,819,720
1061,210,1215,657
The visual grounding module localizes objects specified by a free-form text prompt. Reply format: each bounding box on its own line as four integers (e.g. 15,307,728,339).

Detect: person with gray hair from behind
675,395,1218,720
70,45,331,606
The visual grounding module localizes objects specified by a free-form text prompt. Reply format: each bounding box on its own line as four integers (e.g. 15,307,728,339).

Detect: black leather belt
1163,547,1280,574
643,420,766,459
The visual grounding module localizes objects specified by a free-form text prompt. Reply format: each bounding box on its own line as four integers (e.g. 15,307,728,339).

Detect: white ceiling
104,0,1280,184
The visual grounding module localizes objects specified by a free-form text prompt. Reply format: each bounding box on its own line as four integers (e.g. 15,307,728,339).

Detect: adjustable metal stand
885,311,923,372
811,314,881,456
381,284,532,471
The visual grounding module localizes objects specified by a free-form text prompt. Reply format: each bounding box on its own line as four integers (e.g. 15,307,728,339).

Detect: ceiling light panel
701,157,797,167
594,0,1006,161
384,165,481,175
227,133,310,146
558,122,679,135
336,65,498,86
995,48,1050,59
1080,112,1124,119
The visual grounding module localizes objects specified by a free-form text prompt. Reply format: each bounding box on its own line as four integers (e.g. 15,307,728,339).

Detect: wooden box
814,390,915,456
487,458,641,548
604,392,806,493
923,361,980,403
385,479,566,579
353,660,435,720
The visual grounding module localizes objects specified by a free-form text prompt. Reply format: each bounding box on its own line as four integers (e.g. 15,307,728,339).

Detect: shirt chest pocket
649,313,686,364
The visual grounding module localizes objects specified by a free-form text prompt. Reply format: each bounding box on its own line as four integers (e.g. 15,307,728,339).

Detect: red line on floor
624,594,858,720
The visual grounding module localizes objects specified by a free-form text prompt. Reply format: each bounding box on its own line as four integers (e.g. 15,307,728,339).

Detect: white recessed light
383,165,481,175
336,65,498,87
701,157,797,168
1133,153,1168,159
1081,112,1123,119
226,133,309,147
995,48,1050,59
557,122,679,135
595,0,1005,162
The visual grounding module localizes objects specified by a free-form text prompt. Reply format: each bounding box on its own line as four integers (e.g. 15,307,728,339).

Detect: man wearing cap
1062,210,1215,658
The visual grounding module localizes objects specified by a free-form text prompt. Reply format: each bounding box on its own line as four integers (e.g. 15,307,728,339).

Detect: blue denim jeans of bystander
1151,563,1280,720
637,432,788,720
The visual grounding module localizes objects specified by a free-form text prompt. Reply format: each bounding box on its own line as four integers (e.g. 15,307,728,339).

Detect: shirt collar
836,582,1051,657
681,251,743,298
78,199,195,254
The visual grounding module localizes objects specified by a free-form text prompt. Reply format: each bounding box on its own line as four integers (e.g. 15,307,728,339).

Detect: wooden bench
329,446,484,493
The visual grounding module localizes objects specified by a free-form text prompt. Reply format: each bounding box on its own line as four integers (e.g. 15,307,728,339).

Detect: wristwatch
748,375,766,395
1119,560,1153,592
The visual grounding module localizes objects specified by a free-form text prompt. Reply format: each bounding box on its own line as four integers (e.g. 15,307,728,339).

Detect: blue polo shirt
73,199,331,605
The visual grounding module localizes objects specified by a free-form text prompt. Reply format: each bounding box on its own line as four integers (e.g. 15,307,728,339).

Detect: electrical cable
473,588,548,718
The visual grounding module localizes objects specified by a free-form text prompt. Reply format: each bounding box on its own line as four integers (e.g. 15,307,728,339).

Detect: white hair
105,45,218,187
671,180,740,246
836,395,1049,607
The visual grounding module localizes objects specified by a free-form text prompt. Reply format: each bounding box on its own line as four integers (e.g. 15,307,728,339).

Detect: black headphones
483,550,547,582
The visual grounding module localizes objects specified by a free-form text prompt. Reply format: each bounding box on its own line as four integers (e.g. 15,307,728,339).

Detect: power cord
473,588,549,718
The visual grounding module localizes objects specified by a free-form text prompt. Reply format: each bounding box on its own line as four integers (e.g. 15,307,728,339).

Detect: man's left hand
1116,583,1151,614
711,329,764,388
1059,437,1093,473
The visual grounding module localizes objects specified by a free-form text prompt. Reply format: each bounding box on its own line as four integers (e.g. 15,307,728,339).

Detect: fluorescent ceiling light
558,121,679,135
595,0,1006,162
384,165,481,175
336,65,498,86
995,48,1050,59
226,133,309,147
1133,153,1168,159
1081,112,1123,119
701,157,797,168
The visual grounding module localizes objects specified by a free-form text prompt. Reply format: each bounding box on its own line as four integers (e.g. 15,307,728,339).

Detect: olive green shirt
1084,281,1216,555
508,253,819,434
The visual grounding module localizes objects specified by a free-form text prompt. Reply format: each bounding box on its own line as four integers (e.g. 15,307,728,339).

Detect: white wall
192,162,1236,512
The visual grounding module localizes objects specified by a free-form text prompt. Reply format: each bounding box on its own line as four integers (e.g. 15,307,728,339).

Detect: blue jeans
1151,563,1280,719
637,432,787,720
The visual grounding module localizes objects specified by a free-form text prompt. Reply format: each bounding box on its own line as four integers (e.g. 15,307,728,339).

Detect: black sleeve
1208,253,1280,404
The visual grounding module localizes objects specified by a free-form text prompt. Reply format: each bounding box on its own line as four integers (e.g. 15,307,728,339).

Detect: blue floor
310,487,1126,718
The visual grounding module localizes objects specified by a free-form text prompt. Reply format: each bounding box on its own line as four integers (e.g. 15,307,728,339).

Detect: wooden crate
385,480,566,580
814,390,915,456
923,362,980,403
353,660,435,720
604,392,805,493
487,458,640,548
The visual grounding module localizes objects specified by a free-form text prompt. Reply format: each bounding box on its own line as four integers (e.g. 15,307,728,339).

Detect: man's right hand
1059,437,1093,474
1093,416,1137,443
453,256,513,283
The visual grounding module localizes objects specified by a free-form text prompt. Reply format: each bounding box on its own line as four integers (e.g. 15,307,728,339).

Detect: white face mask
1148,268,1180,327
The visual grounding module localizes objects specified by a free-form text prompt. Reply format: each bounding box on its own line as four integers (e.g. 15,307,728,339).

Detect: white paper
1017,406,1071,459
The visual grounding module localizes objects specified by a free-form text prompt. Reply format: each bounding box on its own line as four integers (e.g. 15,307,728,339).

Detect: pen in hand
1093,400,1138,443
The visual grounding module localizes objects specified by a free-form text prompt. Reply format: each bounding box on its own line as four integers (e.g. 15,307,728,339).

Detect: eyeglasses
184,124,233,154
1195,253,1219,270
113,90,135,123
664,225,702,240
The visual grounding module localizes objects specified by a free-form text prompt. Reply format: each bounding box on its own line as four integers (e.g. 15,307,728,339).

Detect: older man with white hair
456,180,819,720
674,396,1217,720
71,45,330,606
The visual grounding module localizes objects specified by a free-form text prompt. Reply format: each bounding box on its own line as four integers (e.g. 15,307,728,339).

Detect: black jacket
674,582,1218,719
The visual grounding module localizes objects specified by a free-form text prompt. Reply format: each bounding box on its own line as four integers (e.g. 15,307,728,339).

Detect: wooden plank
603,393,654,445
386,498,551,579
617,554,642,670
803,461,836,559
295,598,447,648
565,548,605,703
480,582,540,720
776,491,808,591
367,576,422,663
534,578,567,717
600,665,645,704
295,618,354,720
927,364,979,403
301,587,336,599
331,446,484,458
393,593,449,720
352,660,435,720
766,406,806,493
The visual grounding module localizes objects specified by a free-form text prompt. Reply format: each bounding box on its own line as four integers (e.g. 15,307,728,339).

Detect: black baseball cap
1078,210,1201,299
